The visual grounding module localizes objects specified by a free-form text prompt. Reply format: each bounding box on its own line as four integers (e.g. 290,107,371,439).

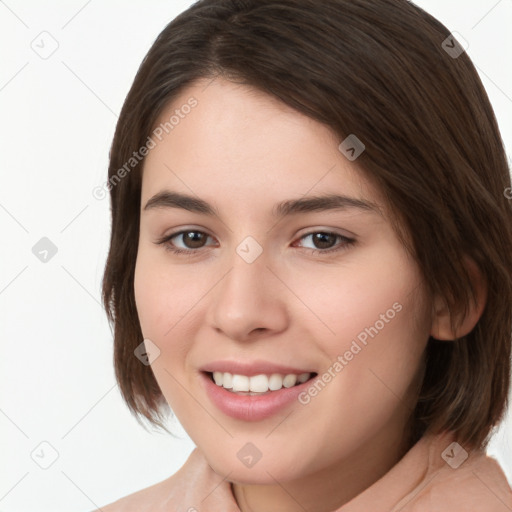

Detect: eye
156,230,217,255
293,231,355,254
155,229,355,257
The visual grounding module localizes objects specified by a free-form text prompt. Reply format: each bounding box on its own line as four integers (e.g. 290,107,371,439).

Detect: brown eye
156,230,355,257
296,232,355,254
178,231,209,249
155,229,216,255
310,232,338,250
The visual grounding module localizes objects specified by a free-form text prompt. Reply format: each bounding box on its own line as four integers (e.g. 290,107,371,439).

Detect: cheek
134,249,199,341
316,281,429,430
289,252,423,350
293,250,430,405
133,258,163,339
134,253,200,413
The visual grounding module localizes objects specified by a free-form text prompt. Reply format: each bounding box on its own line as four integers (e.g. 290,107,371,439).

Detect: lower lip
200,372,314,422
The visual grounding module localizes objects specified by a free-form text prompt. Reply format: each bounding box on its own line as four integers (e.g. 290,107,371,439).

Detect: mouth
200,369,319,421
204,370,318,395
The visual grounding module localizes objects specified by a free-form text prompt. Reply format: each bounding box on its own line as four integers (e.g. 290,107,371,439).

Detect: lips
200,359,315,377
198,360,318,421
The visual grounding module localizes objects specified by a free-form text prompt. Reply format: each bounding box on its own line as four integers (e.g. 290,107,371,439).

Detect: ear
430,256,488,340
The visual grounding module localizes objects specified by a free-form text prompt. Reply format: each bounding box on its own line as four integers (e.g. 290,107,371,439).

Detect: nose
208,248,289,342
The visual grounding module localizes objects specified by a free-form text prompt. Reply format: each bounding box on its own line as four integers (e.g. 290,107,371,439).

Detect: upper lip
200,360,315,377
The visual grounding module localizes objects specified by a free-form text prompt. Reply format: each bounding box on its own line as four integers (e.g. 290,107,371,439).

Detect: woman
98,0,512,510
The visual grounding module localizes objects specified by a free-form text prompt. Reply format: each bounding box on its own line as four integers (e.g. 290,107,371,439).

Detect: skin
132,77,486,512
97,448,240,512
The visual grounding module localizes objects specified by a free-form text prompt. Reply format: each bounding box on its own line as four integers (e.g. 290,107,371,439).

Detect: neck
232,417,413,512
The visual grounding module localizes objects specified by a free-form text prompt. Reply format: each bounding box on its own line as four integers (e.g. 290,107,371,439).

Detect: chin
203,446,308,485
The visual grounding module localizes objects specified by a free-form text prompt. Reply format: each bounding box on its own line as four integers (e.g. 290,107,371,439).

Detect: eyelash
155,230,356,257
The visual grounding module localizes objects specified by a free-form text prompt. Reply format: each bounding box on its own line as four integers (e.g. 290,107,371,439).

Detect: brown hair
101,0,512,450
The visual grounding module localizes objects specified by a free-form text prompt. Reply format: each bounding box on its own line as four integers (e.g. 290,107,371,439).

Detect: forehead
141,77,385,215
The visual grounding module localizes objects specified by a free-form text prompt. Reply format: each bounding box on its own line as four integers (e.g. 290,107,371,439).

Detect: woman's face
134,77,432,486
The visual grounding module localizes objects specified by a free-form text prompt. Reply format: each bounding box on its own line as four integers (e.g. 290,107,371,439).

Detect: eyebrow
143,190,382,218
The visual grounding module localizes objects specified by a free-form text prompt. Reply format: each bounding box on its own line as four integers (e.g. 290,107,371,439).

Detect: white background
0,1,511,511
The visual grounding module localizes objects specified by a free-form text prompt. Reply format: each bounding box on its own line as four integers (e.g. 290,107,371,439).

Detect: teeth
223,372,233,389
269,374,283,391
283,374,297,388
232,374,249,392
297,372,310,383
249,374,268,392
211,371,312,393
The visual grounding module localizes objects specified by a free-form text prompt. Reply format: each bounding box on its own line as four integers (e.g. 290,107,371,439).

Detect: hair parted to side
101,0,512,449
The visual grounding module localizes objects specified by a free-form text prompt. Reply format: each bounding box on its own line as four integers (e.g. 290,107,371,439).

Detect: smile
200,369,318,421
210,371,312,393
